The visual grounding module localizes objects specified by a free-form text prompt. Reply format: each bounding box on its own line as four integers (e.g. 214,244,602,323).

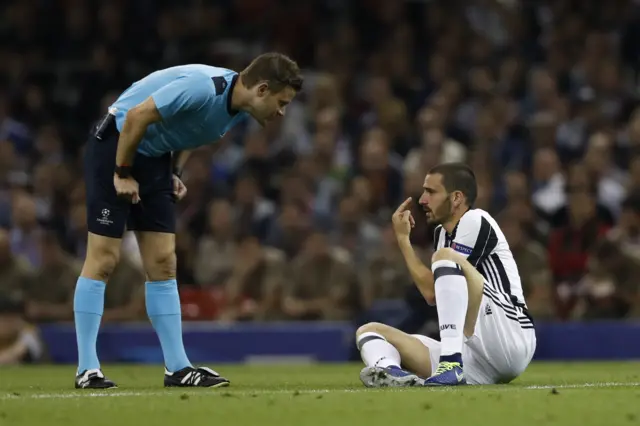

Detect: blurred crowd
1,0,640,355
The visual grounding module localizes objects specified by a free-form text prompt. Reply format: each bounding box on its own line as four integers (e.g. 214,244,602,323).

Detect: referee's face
420,173,452,225
252,84,296,126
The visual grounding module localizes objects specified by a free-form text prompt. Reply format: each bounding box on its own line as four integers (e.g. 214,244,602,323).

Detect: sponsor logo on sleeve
451,242,473,255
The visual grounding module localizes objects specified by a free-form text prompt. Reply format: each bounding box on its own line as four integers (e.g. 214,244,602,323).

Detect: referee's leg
128,154,229,387
134,231,190,372
74,125,129,389
133,230,230,387
75,232,125,376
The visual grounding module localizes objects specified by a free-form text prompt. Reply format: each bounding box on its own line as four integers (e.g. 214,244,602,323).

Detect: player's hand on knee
113,175,141,204
172,174,187,201
392,197,415,238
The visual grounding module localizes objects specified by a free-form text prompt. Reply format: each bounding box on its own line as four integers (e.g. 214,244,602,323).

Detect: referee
73,53,303,389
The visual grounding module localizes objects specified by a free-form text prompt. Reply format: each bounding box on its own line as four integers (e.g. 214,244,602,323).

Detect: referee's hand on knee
113,175,141,204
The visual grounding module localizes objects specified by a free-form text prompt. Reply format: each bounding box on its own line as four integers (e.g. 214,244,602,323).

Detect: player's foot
423,360,466,386
360,365,423,388
75,369,117,389
164,366,230,388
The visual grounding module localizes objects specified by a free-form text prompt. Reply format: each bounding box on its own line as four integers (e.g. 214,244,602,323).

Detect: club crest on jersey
451,242,473,255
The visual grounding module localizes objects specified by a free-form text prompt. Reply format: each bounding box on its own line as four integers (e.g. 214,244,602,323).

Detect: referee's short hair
428,162,478,207
241,52,303,93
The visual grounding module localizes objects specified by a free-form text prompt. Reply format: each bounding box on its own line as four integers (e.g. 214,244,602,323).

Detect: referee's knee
81,238,121,282
144,249,177,282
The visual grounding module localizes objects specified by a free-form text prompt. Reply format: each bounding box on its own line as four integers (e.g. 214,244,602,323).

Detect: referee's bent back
110,65,248,157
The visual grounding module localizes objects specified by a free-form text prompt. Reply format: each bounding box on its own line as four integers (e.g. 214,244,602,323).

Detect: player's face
251,83,296,126
419,173,455,225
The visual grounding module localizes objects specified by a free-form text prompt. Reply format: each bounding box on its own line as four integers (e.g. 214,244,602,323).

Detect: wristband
115,165,132,178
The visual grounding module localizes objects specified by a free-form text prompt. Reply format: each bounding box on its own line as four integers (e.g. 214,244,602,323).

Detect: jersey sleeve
451,211,497,267
151,76,214,121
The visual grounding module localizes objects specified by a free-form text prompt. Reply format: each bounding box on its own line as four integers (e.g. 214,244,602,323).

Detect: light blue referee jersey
110,65,249,157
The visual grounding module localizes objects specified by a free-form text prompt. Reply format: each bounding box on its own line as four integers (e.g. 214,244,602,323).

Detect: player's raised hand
172,174,187,201
392,197,415,238
113,175,141,204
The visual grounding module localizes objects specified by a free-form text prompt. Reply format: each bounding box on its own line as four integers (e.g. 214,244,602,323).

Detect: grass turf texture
1,362,639,426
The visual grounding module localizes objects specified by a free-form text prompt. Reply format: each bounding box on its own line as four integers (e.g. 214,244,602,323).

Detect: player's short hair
428,162,478,207
241,52,303,93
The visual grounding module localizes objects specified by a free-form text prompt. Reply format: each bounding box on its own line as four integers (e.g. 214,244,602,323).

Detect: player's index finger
395,197,413,213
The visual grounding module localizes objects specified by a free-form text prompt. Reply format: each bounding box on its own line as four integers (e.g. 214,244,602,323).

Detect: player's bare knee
432,248,459,265
144,249,177,281
432,252,464,283
356,322,390,339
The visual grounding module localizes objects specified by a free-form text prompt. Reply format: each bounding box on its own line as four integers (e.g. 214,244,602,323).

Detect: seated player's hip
84,112,176,238
479,278,535,332
465,291,536,377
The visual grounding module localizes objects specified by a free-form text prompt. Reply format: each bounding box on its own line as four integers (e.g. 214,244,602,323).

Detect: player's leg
423,248,485,386
75,117,128,389
130,154,228,388
355,322,435,387
464,293,537,385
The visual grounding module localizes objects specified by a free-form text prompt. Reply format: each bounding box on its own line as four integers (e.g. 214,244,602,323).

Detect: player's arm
441,247,485,287
393,198,436,305
397,237,436,305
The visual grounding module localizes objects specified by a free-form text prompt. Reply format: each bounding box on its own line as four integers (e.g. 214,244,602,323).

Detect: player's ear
257,82,269,97
453,191,462,207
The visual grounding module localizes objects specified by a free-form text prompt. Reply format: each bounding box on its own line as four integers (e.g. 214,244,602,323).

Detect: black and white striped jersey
433,208,534,329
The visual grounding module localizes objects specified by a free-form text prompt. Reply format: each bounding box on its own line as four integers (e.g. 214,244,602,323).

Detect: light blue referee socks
74,277,106,373
145,280,192,372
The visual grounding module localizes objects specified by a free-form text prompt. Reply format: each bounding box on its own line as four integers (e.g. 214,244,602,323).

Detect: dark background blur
1,0,640,338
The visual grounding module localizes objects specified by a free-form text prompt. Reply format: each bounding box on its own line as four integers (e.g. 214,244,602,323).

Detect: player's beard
427,197,453,225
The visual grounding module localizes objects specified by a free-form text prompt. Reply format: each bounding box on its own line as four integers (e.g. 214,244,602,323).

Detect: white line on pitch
524,382,640,390
1,382,638,400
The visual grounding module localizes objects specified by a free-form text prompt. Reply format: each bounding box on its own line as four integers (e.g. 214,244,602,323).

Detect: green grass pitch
1,362,639,426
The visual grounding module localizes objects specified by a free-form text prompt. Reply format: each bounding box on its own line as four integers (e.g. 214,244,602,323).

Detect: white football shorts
413,292,536,385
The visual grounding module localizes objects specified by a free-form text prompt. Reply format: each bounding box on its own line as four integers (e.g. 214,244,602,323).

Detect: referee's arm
116,76,213,168
172,150,192,177
115,97,162,167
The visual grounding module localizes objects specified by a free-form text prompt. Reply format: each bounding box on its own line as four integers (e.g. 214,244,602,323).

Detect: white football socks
432,259,468,356
356,332,401,368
